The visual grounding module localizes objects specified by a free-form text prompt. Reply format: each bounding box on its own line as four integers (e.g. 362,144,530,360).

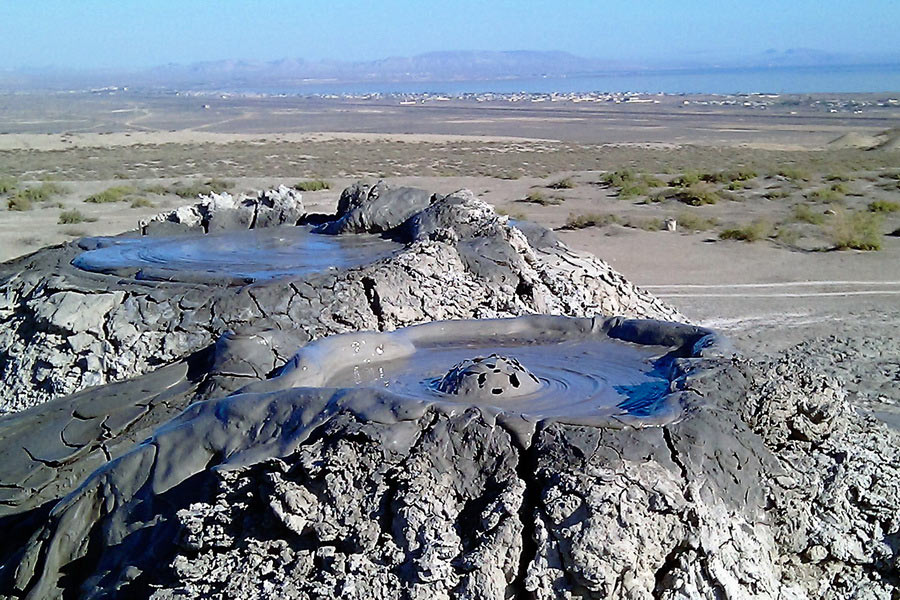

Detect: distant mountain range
2,49,898,92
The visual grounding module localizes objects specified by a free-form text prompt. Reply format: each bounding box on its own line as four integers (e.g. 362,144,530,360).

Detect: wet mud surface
73,226,403,282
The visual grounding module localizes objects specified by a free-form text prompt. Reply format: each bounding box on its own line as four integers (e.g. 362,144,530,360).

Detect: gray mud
73,226,402,282
1,182,897,600
0,181,678,413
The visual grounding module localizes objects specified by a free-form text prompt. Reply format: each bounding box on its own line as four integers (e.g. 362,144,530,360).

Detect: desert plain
1,89,899,427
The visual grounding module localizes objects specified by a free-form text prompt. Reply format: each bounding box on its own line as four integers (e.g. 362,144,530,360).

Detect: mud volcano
0,182,679,413
4,315,737,599
2,184,897,599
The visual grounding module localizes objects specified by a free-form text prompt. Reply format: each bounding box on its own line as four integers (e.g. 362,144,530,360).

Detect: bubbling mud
265,316,727,433
327,339,674,423
72,225,403,282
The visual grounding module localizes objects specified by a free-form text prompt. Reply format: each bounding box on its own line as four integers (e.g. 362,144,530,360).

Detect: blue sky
2,0,899,69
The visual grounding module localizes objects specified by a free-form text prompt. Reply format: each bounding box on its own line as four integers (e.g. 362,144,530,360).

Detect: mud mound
0,183,679,413
4,315,896,599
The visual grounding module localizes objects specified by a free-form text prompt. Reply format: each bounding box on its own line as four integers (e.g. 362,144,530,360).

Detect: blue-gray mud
73,226,403,283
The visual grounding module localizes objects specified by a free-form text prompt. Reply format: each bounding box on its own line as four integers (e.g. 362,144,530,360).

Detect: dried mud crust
2,316,897,599
0,182,680,414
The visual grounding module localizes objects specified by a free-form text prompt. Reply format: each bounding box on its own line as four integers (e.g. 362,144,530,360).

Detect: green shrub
727,180,754,191
172,179,233,198
825,173,852,182
673,183,719,206
719,219,773,242
7,195,32,211
293,179,331,192
792,204,826,224
0,176,17,194
598,170,663,198
598,169,636,187
130,197,156,208
775,226,801,246
58,209,88,224
763,188,790,200
15,182,67,203
621,216,663,231
828,210,883,251
84,186,134,203
141,184,171,195
547,177,575,190
675,211,718,231
868,200,900,213
520,190,562,206
807,187,844,204
564,212,621,229
619,181,650,199
669,171,702,187
701,169,758,184
775,167,810,181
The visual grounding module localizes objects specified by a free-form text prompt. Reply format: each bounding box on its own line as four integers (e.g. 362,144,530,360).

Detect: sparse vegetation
621,216,663,231
775,167,810,182
669,171,702,187
61,228,89,238
792,203,826,224
774,226,802,246
598,169,664,199
171,178,233,198
564,212,621,229
58,209,95,224
84,185,134,203
14,182,68,203
520,190,562,206
763,187,791,200
825,173,852,182
7,195,32,211
130,197,156,208
868,200,900,213
0,177,17,194
547,177,576,190
293,179,331,192
828,210,884,251
671,183,719,206
141,184,171,195
719,219,774,242
674,211,718,231
807,187,845,204
828,182,850,195
706,168,758,183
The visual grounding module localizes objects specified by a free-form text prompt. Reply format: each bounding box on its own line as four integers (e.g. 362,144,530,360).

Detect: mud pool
72,225,403,281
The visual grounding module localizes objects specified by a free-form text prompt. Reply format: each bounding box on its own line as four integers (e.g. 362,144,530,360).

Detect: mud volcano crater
72,225,403,283
265,315,718,442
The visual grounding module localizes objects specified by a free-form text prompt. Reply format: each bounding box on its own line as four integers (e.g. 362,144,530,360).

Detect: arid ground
2,91,899,423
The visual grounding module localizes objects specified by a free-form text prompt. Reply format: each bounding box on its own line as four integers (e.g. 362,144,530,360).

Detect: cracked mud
0,182,897,599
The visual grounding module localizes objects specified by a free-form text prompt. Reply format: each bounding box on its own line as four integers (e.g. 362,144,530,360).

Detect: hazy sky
2,0,899,69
